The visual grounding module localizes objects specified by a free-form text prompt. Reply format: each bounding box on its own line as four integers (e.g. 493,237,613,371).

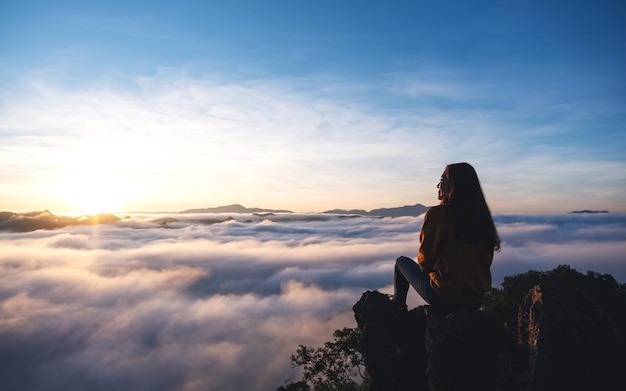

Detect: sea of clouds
1,212,625,390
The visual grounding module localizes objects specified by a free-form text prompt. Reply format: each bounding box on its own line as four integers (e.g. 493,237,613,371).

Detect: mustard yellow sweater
417,205,493,306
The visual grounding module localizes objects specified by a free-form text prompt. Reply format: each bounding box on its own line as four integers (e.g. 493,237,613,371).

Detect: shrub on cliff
482,264,626,328
277,327,370,391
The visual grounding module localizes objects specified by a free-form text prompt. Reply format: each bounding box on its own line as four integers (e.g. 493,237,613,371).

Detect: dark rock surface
353,285,625,391
513,284,625,390
423,307,519,391
353,291,427,391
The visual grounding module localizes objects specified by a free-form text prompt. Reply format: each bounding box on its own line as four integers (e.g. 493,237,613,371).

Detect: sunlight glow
53,170,136,215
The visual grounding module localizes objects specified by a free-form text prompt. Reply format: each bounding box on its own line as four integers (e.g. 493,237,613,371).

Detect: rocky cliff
353,278,625,390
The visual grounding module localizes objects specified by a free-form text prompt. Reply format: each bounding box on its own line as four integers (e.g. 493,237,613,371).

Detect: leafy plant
278,327,370,391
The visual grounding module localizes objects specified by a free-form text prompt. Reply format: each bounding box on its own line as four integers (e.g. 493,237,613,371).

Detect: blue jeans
394,255,441,307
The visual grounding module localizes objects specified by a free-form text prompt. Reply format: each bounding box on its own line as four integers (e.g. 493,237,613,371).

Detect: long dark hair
442,163,501,251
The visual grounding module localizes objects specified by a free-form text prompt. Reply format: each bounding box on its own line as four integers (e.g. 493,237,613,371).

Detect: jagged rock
423,308,520,391
353,291,517,391
353,284,625,391
353,291,427,391
514,284,625,390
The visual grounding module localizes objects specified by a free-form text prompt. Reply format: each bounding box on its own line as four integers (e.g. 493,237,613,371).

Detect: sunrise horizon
1,1,624,389
2,2,625,219
3,199,621,217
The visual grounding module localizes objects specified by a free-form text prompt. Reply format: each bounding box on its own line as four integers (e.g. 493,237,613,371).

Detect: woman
393,162,501,311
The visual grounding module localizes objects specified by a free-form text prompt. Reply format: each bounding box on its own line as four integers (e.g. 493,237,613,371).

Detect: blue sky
1,0,625,213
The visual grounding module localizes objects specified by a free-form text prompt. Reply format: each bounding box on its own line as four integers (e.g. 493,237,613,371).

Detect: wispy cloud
1,74,439,212
1,65,625,213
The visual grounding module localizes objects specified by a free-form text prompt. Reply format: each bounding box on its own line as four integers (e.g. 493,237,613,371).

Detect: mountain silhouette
181,203,430,217
324,203,429,217
0,211,120,232
179,204,293,214
1,204,431,233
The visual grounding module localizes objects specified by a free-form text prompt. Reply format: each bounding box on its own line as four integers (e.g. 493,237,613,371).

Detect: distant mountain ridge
0,210,121,232
180,203,430,217
179,204,293,214
0,204,431,232
323,203,429,217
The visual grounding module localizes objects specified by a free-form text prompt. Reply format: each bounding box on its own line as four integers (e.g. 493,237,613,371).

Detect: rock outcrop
513,283,625,390
353,291,427,390
353,283,625,391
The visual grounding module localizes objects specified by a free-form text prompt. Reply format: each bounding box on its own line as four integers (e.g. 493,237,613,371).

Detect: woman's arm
417,209,443,273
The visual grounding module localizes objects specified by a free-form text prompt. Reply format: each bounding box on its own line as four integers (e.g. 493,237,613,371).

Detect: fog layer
1,213,624,390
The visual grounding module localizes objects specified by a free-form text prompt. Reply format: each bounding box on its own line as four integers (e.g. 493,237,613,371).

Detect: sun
54,171,135,215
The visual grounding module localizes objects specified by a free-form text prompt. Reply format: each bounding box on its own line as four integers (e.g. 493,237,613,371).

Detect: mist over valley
1,206,624,390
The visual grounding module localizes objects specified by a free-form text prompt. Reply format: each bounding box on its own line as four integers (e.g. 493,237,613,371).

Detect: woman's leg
394,256,439,306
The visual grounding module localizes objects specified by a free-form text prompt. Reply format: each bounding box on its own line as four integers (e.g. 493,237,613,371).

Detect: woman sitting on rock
393,162,501,311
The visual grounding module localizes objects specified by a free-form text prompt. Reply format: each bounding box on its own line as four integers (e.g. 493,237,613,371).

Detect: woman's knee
396,255,413,265
395,256,406,272
396,255,415,272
